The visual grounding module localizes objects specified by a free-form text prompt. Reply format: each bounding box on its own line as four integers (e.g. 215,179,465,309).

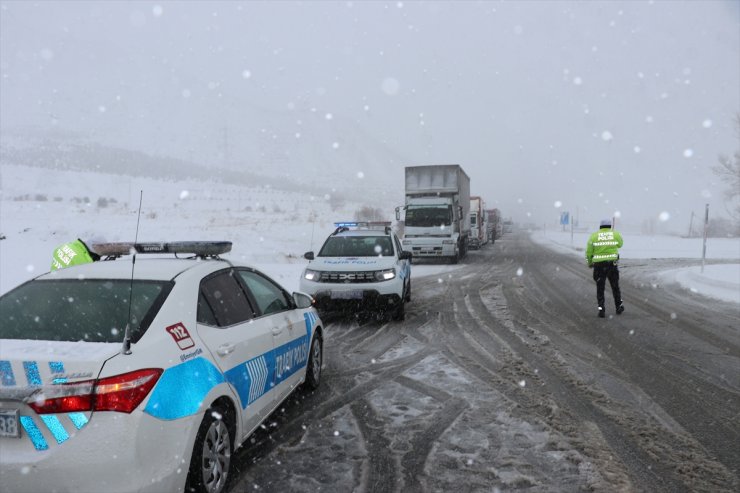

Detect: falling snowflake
518,380,526,387
658,212,670,222
554,201,562,208
683,149,693,158
242,70,252,79
573,76,583,85
357,171,365,179
516,267,523,276
179,190,189,199
332,142,340,149
702,119,712,128
381,77,400,96
601,131,613,141
152,4,163,16
26,264,34,273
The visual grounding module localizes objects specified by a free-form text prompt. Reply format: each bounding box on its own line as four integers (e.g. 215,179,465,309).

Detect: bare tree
713,114,740,221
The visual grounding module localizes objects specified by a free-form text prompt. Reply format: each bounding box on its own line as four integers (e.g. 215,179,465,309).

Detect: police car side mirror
304,251,315,260
292,292,314,309
399,251,412,260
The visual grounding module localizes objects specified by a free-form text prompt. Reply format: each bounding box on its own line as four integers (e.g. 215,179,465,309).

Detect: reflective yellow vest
586,228,623,265
51,239,96,271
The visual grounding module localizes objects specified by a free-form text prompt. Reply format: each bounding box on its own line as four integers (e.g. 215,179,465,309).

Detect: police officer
51,239,100,271
586,219,624,318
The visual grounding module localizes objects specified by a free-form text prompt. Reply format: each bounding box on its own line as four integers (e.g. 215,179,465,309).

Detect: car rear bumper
0,409,200,493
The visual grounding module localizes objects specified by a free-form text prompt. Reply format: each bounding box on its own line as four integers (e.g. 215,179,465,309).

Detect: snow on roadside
530,229,739,304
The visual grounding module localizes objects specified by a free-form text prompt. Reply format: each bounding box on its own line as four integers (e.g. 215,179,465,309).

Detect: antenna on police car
122,190,143,356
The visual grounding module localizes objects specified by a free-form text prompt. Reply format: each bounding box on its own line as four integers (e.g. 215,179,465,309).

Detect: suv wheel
392,294,406,321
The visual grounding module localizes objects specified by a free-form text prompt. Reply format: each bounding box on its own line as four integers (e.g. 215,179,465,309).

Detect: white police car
299,222,412,320
0,242,323,493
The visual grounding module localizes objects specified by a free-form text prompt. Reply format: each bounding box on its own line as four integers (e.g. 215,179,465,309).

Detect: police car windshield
318,236,394,257
0,279,172,343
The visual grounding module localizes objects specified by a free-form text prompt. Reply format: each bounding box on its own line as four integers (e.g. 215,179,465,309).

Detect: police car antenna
122,190,143,356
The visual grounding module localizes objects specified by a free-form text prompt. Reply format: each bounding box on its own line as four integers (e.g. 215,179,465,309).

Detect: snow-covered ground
0,164,458,295
530,229,740,304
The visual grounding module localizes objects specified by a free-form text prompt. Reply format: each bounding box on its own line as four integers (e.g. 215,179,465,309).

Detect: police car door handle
217,343,235,356
271,327,283,336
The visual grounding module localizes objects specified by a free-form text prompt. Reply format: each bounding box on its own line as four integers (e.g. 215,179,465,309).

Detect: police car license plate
331,290,363,300
0,409,20,438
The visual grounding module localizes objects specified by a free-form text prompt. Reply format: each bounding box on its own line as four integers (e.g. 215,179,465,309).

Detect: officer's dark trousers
593,261,622,308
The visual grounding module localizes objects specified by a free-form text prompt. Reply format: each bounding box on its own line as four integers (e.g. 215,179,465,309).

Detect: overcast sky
1,1,738,229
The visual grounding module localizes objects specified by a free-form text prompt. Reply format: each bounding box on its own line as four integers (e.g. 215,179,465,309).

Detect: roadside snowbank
530,229,739,304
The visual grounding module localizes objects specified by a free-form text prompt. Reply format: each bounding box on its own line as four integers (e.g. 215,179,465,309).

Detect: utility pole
688,211,695,237
701,204,709,273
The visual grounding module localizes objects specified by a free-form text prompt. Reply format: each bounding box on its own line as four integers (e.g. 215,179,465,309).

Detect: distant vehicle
0,242,323,493
469,196,487,249
503,219,514,234
485,208,502,243
300,222,412,321
396,164,471,264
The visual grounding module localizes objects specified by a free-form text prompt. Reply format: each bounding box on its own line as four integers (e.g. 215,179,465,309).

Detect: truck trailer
396,164,471,264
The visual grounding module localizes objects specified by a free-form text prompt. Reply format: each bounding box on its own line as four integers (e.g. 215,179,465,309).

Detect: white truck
469,195,487,249
396,164,471,264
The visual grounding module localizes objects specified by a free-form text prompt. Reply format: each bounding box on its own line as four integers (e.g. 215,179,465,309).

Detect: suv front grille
317,271,377,283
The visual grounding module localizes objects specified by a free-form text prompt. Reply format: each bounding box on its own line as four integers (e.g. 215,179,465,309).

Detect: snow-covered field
0,164,459,295
530,229,740,304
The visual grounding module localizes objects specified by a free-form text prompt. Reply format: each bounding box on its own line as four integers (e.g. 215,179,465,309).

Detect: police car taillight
28,368,163,415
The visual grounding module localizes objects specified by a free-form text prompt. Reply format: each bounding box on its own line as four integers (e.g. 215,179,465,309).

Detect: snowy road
226,232,739,492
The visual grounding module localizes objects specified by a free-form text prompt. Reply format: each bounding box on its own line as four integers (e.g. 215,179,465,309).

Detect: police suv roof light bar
91,241,232,259
333,221,393,234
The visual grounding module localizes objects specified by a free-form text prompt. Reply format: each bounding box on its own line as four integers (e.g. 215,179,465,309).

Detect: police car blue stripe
40,415,70,444
68,412,88,430
144,357,225,420
247,357,268,405
23,361,42,385
49,361,64,374
274,335,310,386
147,325,317,418
20,416,48,451
0,360,15,386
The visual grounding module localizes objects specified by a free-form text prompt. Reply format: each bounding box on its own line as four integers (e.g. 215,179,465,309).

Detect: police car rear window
0,279,172,343
318,236,394,257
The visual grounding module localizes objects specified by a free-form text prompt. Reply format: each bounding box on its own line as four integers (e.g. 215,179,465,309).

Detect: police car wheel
391,295,406,321
405,278,411,302
186,404,233,493
304,336,322,390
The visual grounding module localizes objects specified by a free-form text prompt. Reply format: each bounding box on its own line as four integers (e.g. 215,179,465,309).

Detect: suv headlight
374,268,396,281
303,269,321,281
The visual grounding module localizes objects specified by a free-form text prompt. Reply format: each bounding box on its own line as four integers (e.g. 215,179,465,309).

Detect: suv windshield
318,236,394,257
0,279,172,343
405,205,452,227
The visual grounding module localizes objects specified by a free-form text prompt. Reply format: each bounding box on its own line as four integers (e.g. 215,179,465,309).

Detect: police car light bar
333,221,392,228
91,241,232,258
